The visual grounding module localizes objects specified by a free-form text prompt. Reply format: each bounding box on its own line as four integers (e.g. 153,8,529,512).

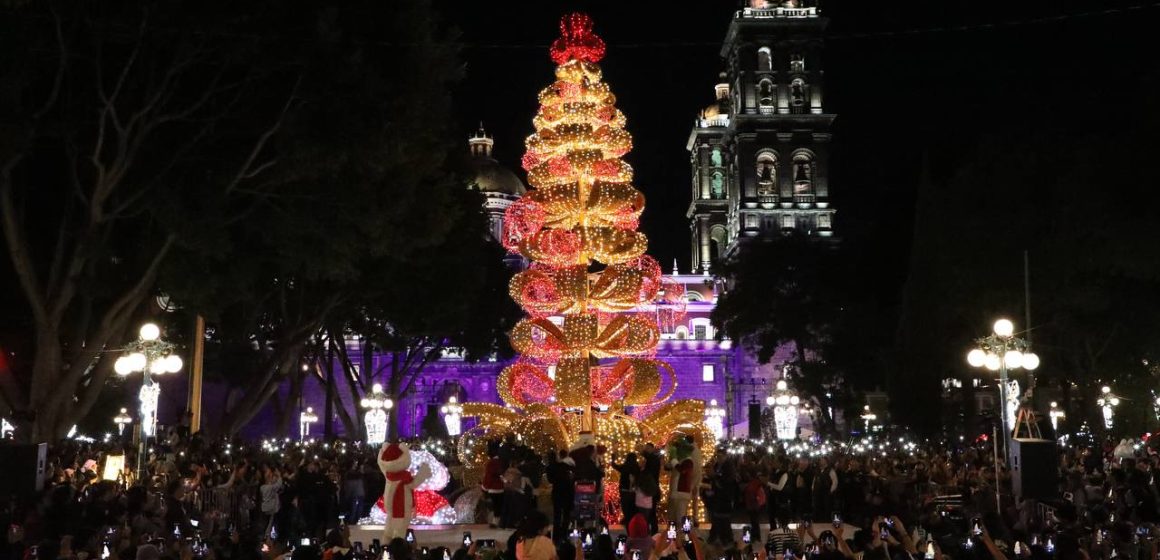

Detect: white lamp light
993,319,1014,337
128,352,147,371
139,323,161,341
114,356,133,376
1022,352,1040,370
984,353,1002,371
1003,350,1024,369
149,358,168,374
164,354,184,373
967,349,987,368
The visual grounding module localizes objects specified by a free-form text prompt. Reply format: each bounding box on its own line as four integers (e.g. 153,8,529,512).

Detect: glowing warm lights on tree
460,13,710,471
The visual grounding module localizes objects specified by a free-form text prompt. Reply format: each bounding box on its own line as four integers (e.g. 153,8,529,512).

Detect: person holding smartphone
626,514,655,560
513,511,556,560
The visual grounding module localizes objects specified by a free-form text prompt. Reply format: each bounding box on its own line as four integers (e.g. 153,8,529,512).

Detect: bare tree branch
226,76,300,194
0,155,48,326
31,3,68,120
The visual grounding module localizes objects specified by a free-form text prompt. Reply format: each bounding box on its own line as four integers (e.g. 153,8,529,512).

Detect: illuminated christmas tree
460,13,709,477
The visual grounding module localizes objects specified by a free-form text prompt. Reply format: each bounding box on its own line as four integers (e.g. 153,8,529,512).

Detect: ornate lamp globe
984,353,1002,371
1003,350,1024,369
1022,353,1040,370
966,349,986,368
139,323,161,341
993,319,1014,337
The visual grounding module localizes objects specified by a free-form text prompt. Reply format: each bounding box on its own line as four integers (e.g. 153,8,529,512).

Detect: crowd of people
3,429,1160,560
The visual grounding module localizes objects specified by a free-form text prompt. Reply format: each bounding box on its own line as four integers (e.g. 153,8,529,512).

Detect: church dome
467,127,526,196
700,75,731,119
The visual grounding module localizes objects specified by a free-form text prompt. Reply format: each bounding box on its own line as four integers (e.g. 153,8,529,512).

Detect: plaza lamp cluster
704,399,727,441
114,323,184,438
766,378,801,441
966,318,1039,462
113,408,133,435
113,322,184,479
299,407,318,441
441,396,463,437
1097,385,1121,430
360,383,393,445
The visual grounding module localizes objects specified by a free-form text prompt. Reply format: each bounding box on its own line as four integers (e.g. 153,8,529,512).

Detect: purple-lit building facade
271,3,840,440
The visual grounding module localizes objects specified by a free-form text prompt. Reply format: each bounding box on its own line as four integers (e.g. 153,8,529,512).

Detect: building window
790,78,807,113
694,325,708,340
710,147,723,167
710,171,725,199
756,151,777,199
757,47,772,72
790,53,805,73
818,213,832,228
792,151,814,197
702,364,715,382
757,79,775,113
745,214,758,228
780,214,795,229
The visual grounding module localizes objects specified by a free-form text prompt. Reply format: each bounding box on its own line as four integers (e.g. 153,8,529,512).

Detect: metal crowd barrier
187,484,256,532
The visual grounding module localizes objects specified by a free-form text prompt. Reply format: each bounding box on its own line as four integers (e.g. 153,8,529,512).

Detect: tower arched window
790,78,808,113
757,47,772,72
710,171,725,200
710,147,723,167
756,151,778,201
790,53,805,73
792,151,815,204
758,79,775,114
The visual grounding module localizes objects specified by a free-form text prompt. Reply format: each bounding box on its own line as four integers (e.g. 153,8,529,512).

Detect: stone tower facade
689,0,836,273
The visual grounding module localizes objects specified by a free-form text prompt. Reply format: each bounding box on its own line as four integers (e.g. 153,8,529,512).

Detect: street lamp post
441,396,463,437
704,399,727,441
767,379,800,441
966,318,1040,464
860,405,877,434
1097,386,1120,431
113,408,133,436
361,383,392,445
1049,401,1065,434
114,323,184,480
299,407,318,441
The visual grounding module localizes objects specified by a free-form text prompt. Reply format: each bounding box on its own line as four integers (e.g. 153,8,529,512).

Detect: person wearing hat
483,454,506,527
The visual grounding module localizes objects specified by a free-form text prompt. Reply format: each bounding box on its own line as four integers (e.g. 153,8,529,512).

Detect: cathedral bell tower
688,0,836,273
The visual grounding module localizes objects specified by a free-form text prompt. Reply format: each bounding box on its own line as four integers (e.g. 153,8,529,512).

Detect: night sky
441,0,1158,305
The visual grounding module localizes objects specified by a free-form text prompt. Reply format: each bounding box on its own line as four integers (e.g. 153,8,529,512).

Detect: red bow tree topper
549,13,606,64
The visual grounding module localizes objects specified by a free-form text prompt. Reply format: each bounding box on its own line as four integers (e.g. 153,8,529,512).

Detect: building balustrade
739,7,819,19
794,193,815,206
698,115,730,128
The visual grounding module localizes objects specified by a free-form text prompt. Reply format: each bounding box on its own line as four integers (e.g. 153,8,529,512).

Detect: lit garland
462,14,712,501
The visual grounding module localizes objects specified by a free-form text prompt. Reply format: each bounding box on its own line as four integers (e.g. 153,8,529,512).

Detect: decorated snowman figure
377,442,431,541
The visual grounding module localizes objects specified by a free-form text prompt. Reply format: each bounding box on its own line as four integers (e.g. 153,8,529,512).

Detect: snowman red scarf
382,454,414,517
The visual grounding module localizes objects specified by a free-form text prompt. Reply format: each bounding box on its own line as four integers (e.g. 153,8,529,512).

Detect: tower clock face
156,293,178,312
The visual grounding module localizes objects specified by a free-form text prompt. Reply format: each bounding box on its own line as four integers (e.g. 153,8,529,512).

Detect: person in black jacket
612,453,641,526
642,444,662,481
546,450,575,539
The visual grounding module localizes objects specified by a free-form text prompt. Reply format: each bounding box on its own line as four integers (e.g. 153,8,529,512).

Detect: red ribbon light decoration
550,13,606,64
